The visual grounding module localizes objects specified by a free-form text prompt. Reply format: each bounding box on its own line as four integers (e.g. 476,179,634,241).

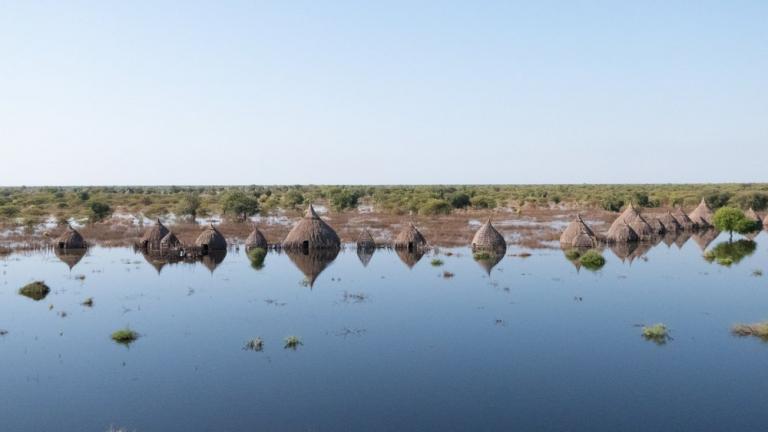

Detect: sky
1,1,766,186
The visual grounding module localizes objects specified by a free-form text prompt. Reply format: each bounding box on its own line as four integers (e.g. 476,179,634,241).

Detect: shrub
89,201,112,221
19,281,50,301
470,195,496,209
248,248,267,270
578,250,605,270
419,199,452,216
448,192,471,209
284,336,302,349
732,322,768,340
430,259,444,266
473,251,491,260
222,191,259,221
111,328,139,344
712,207,758,240
642,323,670,344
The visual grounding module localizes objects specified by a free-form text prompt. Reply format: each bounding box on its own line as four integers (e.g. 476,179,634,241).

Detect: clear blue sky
1,1,766,185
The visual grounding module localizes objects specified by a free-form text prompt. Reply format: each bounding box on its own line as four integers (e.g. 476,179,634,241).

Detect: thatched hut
286,248,339,287
472,219,506,251
54,224,86,249
356,229,376,250
629,218,655,240
394,223,428,252
745,208,762,228
245,226,268,250
763,213,768,230
560,215,597,248
283,205,340,250
647,217,666,235
195,223,227,253
658,211,682,234
606,220,639,243
140,219,169,250
688,199,713,227
672,207,696,230
608,203,653,241
160,232,182,251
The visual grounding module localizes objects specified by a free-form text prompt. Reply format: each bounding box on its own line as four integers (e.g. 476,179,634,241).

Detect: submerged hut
688,199,713,227
54,224,86,249
356,229,376,250
608,203,653,241
472,219,507,251
140,219,169,250
357,247,374,267
282,205,340,250
559,215,597,248
394,223,428,252
658,211,682,234
160,231,182,251
745,208,762,228
606,220,639,243
195,224,227,253
201,250,227,273
647,217,666,235
763,213,768,230
245,226,268,250
672,207,696,230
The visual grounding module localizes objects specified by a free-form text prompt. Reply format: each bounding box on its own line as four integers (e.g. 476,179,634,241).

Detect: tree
222,191,259,221
448,192,471,209
712,207,757,241
88,201,112,222
177,191,202,221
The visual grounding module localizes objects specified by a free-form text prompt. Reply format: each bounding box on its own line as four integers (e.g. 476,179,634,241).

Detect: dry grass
732,322,768,340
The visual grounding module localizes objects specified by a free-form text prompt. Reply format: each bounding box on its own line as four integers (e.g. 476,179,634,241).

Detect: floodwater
2,231,768,432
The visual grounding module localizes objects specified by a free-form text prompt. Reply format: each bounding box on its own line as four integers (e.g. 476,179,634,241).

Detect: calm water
2,232,768,432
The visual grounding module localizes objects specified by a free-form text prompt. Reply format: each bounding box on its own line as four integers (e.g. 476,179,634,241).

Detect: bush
712,207,758,239
89,201,112,221
111,328,139,344
248,248,267,270
470,195,496,209
222,191,259,221
448,192,471,209
578,250,605,270
419,199,452,216
642,324,670,344
19,281,50,301
430,259,444,266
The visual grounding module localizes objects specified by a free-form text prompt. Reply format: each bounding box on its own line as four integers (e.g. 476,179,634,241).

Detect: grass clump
430,258,444,266
578,250,605,271
81,297,94,307
284,336,302,350
244,337,264,351
732,322,768,340
19,281,50,301
247,247,267,270
111,328,139,345
473,251,491,260
642,323,670,344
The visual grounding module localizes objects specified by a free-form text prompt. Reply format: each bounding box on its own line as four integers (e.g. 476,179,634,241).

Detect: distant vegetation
2,184,768,225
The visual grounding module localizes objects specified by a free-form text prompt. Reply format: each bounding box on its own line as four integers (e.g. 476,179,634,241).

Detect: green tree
177,191,202,220
281,189,305,209
419,199,452,215
712,207,757,241
222,191,259,221
88,201,112,222
448,192,471,209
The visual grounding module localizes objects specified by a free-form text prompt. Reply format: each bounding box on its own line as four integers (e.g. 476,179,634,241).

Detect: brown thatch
54,224,86,249
658,211,682,234
606,220,639,243
160,231,182,250
54,248,86,269
764,213,768,230
672,207,696,230
286,248,339,287
692,228,719,251
745,208,762,227
674,230,692,249
688,199,713,227
396,248,425,269
629,217,655,240
356,229,376,250
245,226,268,250
472,219,507,251
647,217,666,235
560,215,597,248
283,205,341,250
201,250,227,273
140,219,169,250
394,223,428,251
195,224,227,252
474,251,504,275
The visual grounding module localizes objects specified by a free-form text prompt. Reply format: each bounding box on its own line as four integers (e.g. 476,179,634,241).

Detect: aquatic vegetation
473,251,491,260
578,250,605,271
244,337,264,351
342,291,368,303
284,336,302,349
81,297,94,307
752,269,763,277
74,274,86,280
111,328,139,345
18,281,50,301
247,247,267,270
0,329,8,336
642,324,670,344
732,322,768,340
430,259,444,266
442,271,455,278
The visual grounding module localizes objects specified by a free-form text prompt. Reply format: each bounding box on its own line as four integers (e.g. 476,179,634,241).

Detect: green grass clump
473,251,491,260
244,337,264,351
578,250,605,270
247,247,267,269
19,281,50,301
732,322,768,340
111,328,139,344
284,336,302,350
642,323,670,344
430,259,444,266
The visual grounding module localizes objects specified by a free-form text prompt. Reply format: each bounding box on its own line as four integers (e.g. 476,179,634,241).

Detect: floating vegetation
284,336,302,350
74,274,86,281
642,323,670,345
751,269,763,277
473,251,491,260
81,297,94,307
430,259,444,266
0,329,8,336
243,337,264,351
732,322,768,340
247,247,267,270
442,271,455,278
342,291,368,303
578,250,605,271
111,328,139,345
19,281,50,301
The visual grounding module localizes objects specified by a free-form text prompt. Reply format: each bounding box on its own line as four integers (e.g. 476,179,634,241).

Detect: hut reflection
692,229,719,251
201,249,227,273
356,247,374,267
473,250,504,275
396,247,425,269
54,248,86,270
286,248,339,287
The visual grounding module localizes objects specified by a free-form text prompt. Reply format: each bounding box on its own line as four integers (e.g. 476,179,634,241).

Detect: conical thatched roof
140,219,169,250
160,231,182,250
608,203,652,241
672,207,696,230
283,205,340,250
606,220,639,243
472,219,507,251
647,217,666,235
474,251,504,275
356,247,374,267
396,248,425,269
692,228,719,251
745,208,762,226
688,199,713,227
245,226,268,250
286,248,339,287
394,223,427,251
195,224,227,251
628,217,655,240
658,211,681,234
356,229,376,250
560,215,597,248
54,248,86,269
54,224,86,249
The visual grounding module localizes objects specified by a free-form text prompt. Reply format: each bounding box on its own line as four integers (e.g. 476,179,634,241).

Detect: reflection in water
356,247,374,267
396,247,425,269
609,242,638,263
692,229,720,251
54,248,86,270
704,240,757,266
141,251,184,274
201,250,227,273
285,248,340,287
674,230,693,249
473,250,505,275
